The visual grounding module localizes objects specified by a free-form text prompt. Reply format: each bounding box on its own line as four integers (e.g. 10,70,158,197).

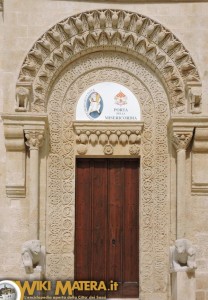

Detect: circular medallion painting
76,82,141,121
85,90,104,120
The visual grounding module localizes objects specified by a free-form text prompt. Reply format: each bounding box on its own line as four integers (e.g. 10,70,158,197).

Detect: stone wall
1,1,208,299
195,234,208,300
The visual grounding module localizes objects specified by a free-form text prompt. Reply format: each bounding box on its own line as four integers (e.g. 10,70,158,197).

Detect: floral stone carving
172,132,193,151
25,130,44,150
16,9,201,115
103,144,113,155
46,51,169,298
74,121,143,156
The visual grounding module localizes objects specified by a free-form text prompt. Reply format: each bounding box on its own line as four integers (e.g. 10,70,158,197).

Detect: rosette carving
74,122,143,155
104,144,113,155
129,145,140,155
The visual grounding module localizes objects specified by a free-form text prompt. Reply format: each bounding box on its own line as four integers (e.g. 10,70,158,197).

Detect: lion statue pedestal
21,240,45,280
170,239,197,300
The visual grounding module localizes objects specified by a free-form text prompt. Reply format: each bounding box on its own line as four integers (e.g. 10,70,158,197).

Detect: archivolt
16,9,201,114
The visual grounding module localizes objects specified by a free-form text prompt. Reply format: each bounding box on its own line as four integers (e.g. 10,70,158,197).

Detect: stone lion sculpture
21,240,44,274
170,238,197,272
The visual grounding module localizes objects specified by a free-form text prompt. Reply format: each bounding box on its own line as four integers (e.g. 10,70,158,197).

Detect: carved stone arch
45,50,170,299
16,9,201,115
12,9,203,300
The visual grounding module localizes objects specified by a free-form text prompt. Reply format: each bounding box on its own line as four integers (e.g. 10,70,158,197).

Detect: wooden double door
75,159,139,298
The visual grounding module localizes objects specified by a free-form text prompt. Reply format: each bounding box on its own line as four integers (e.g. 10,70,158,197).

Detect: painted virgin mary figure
88,92,101,114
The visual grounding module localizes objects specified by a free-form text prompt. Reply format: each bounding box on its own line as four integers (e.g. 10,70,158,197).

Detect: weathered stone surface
1,2,208,300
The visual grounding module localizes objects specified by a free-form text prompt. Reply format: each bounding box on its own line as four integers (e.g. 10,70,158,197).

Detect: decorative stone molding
4,122,25,197
103,144,113,155
2,114,48,198
25,130,44,150
24,125,46,240
4,125,25,152
170,117,208,195
16,9,201,114
170,239,197,273
172,132,193,151
170,120,194,238
192,128,208,193
46,52,170,298
170,117,208,152
73,121,143,156
193,128,208,153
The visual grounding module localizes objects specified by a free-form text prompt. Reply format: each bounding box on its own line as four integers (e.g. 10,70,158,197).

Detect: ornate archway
16,9,201,115
5,9,202,300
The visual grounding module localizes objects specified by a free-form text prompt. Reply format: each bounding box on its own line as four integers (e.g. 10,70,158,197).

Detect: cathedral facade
1,1,208,299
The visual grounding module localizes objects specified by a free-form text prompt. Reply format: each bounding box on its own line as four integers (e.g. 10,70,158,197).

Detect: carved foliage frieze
74,122,143,156
172,132,193,151
46,52,170,296
25,130,44,150
16,9,201,115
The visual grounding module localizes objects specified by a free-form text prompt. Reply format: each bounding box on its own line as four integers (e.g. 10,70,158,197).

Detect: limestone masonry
1,1,208,300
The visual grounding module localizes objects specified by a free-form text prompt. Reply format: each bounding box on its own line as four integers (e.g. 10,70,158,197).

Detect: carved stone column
25,129,44,240
172,131,193,238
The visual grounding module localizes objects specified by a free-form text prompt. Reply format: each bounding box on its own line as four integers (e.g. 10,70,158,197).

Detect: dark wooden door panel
123,160,139,297
75,159,91,281
91,160,108,282
75,159,139,298
108,160,123,282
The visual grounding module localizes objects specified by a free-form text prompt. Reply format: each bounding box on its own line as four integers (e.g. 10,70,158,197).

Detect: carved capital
2,114,48,198
172,132,193,151
25,130,44,150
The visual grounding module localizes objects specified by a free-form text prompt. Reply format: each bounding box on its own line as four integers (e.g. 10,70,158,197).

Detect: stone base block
171,272,196,300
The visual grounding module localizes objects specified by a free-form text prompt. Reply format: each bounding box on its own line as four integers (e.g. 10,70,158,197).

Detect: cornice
168,116,208,129
2,113,48,126
169,116,208,153
2,113,48,151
